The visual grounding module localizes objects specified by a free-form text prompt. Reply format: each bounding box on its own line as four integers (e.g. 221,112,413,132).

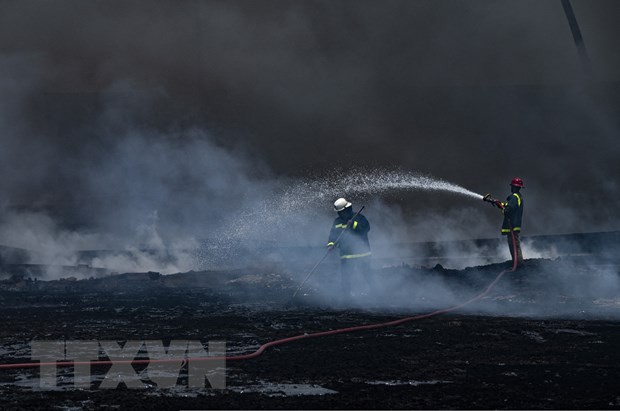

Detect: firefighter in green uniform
327,198,373,299
485,178,525,267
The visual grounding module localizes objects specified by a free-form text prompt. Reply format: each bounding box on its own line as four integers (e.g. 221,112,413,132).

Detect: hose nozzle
483,193,504,209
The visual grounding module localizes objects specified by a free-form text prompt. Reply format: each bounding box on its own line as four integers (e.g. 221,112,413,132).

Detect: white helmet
333,197,352,212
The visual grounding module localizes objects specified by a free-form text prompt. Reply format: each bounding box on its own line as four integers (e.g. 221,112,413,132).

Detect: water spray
193,169,491,273
291,170,485,202
234,170,485,239
339,171,484,200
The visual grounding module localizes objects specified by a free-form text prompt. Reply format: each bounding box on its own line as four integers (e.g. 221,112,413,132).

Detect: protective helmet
510,177,524,188
333,197,352,212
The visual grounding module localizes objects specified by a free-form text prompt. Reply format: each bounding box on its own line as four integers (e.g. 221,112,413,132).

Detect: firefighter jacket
327,212,371,259
501,192,524,235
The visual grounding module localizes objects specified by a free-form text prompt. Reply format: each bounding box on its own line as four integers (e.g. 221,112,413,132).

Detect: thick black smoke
1,1,619,273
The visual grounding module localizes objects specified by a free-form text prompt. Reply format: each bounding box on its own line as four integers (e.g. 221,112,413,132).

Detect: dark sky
1,0,619,244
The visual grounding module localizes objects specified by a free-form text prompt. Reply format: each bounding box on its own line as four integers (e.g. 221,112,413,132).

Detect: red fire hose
0,234,517,370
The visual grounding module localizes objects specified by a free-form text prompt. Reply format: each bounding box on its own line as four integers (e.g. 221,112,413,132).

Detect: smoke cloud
0,0,619,302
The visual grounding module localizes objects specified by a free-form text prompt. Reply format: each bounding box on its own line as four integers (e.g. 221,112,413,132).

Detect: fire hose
0,202,518,370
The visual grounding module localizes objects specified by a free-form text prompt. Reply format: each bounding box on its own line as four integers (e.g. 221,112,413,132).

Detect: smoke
0,1,619,324
299,248,620,320
1,2,620,239
0,54,281,275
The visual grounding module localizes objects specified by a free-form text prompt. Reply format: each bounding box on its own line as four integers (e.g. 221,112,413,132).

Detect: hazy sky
1,0,619,245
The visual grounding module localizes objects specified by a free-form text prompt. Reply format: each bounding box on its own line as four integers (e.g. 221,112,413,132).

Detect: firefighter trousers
507,231,524,267
340,256,373,296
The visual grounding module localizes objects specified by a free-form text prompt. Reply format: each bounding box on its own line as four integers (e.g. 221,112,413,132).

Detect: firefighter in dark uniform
327,198,372,298
485,178,525,267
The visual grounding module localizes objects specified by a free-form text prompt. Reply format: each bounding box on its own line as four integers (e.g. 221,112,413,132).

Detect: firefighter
327,198,373,299
485,178,525,267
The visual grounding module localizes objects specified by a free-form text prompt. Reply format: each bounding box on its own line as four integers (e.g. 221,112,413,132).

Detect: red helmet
510,177,524,188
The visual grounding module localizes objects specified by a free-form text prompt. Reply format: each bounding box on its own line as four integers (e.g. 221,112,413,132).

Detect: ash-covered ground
1,234,620,409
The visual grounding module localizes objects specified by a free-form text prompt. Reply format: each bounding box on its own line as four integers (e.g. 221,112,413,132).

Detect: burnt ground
1,256,620,409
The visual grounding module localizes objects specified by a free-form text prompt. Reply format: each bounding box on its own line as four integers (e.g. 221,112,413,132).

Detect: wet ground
1,257,620,409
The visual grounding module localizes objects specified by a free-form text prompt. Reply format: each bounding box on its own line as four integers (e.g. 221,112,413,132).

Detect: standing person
485,178,525,267
327,198,372,299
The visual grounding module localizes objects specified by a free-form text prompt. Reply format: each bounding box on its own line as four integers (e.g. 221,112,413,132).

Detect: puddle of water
0,342,33,360
229,380,337,396
0,372,35,388
146,386,203,398
0,369,108,390
522,330,546,343
553,329,596,336
366,379,452,387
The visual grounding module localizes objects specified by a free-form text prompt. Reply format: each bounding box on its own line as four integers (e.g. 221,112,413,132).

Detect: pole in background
560,0,592,77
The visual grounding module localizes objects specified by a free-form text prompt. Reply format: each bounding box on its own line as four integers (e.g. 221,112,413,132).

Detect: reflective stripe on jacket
501,192,524,234
327,212,371,259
